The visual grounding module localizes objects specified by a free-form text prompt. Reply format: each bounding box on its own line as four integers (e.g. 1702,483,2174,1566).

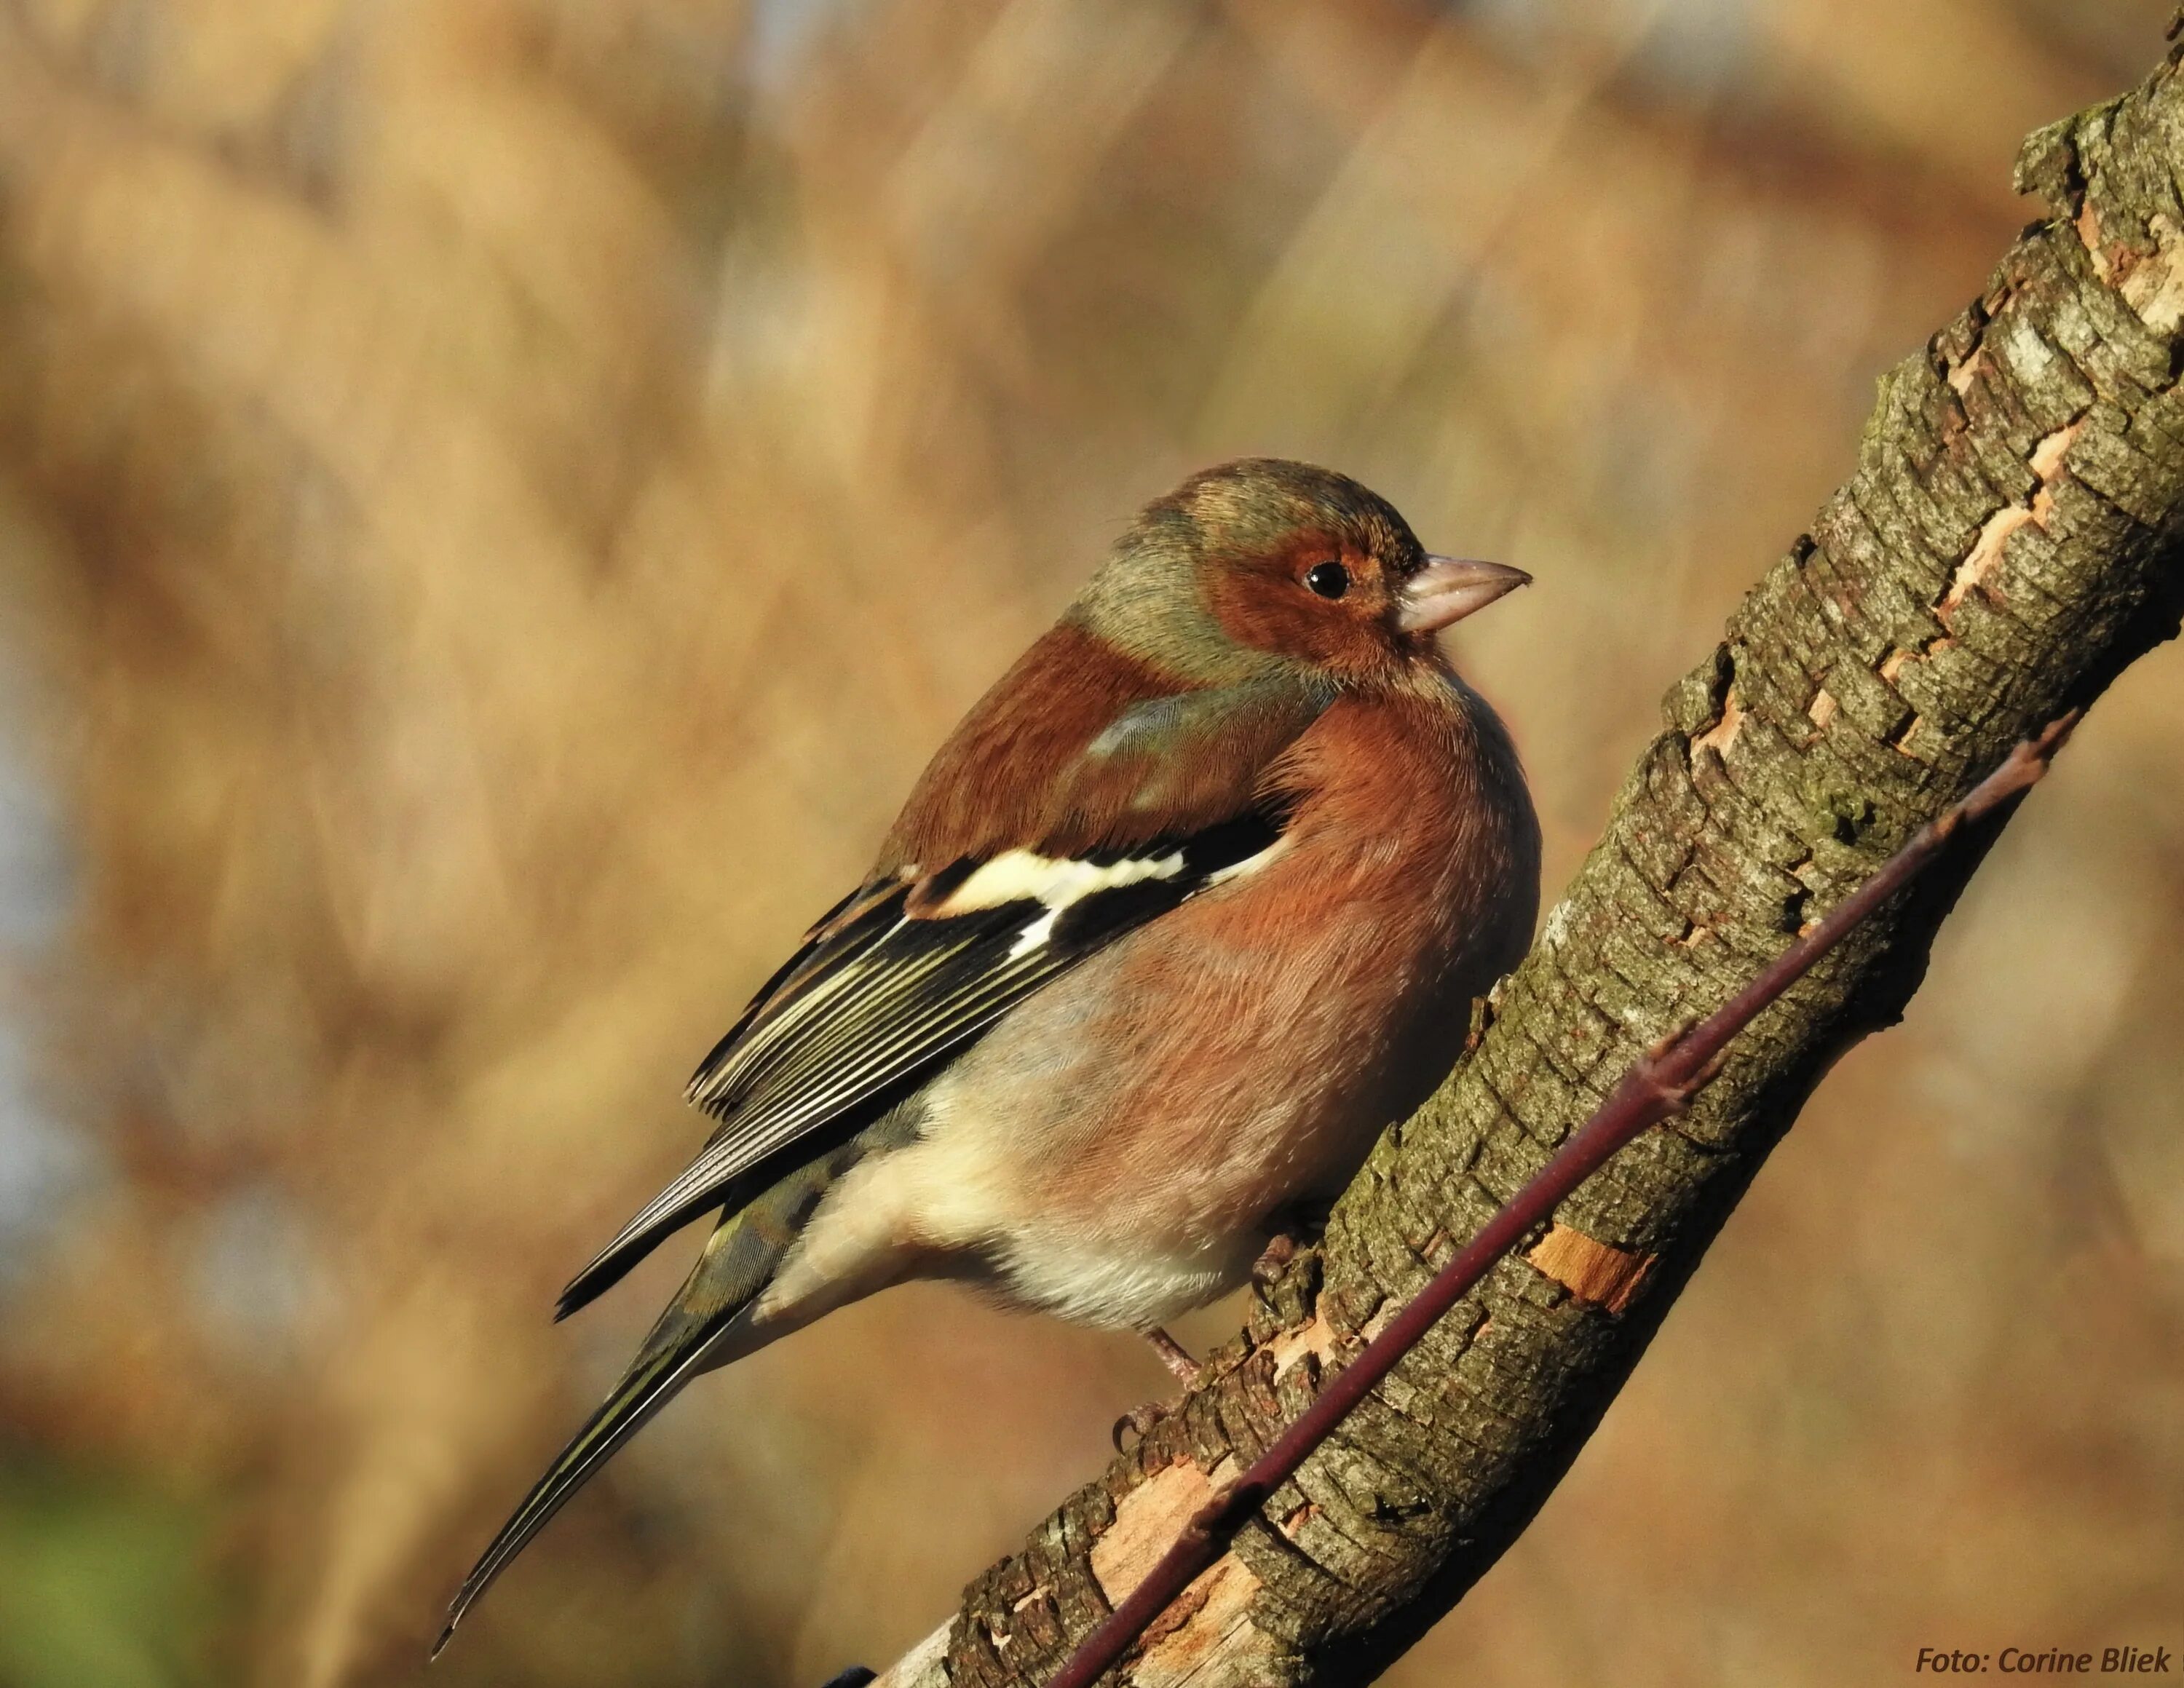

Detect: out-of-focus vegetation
0,1,2177,1684
0,1449,226,1688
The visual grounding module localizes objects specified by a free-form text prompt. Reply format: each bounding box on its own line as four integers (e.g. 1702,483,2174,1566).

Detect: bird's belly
882,907,1476,1330
898,1048,1393,1330
986,1226,1260,1330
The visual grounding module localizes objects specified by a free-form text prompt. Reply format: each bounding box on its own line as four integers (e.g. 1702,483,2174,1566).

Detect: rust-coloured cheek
1203,545,1394,673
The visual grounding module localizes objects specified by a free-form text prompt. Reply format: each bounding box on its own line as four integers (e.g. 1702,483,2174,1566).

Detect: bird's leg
1143,1326,1201,1386
1112,1229,1325,1450
1112,1328,1203,1450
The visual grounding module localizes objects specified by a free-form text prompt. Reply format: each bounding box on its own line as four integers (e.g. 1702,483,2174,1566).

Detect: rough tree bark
874,39,2184,1688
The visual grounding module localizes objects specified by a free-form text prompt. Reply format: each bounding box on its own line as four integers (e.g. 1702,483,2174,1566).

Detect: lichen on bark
882,40,2184,1688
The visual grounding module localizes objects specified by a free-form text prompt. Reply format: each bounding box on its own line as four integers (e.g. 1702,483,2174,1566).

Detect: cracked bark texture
877,44,2184,1688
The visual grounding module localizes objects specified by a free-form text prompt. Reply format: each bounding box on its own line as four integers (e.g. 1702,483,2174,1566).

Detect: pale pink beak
1396,555,1532,634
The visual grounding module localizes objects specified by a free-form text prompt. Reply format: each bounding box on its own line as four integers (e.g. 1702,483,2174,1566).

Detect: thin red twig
1042,713,2079,1688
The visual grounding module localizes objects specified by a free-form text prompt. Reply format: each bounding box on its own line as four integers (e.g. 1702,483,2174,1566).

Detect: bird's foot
1250,1230,1300,1285
1112,1399,1169,1449
1112,1327,1203,1451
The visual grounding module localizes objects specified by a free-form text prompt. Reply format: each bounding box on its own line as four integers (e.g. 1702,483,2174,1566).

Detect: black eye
1304,560,1350,599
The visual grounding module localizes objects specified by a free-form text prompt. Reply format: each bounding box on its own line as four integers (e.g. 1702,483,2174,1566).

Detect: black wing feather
554,807,1287,1318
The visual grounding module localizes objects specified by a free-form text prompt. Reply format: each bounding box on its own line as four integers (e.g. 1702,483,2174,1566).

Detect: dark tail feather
436,1150,849,1652
434,1316,717,1655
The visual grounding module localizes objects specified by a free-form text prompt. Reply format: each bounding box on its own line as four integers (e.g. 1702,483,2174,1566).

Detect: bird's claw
1250,1232,1299,1285
1112,1399,1172,1451
1114,1327,1203,1450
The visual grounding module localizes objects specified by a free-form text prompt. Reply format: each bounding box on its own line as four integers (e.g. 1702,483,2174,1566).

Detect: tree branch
1041,712,2077,1688
874,39,2184,1688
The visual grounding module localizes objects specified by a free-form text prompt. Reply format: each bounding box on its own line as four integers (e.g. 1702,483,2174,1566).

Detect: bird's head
1070,458,1528,689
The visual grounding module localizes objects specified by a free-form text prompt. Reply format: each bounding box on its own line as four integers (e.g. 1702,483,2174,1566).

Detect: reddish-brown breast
1035,673,1538,1223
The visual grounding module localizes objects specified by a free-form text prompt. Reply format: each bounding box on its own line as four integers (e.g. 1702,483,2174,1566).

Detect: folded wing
554,807,1289,1318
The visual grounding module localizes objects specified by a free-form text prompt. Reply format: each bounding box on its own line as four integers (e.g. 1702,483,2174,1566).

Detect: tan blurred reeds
0,2,2177,1684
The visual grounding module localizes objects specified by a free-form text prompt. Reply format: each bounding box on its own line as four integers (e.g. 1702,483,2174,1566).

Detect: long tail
435,1134,869,1652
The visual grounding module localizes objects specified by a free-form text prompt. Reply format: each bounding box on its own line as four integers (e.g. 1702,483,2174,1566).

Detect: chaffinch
439,458,1540,1644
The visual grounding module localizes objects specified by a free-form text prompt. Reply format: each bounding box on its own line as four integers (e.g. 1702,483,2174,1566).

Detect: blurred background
0,1,2180,1684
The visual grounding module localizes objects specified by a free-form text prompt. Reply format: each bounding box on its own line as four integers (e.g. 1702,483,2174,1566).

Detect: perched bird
438,458,1540,1646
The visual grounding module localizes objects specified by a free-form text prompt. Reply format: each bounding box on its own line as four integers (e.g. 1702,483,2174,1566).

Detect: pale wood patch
2077,200,2111,280
1266,1310,1341,1379
1133,1556,1265,1688
1939,417,2084,622
1524,1222,1655,1315
1091,1458,1219,1605
1078,1457,1270,1688
1689,686,1743,758
2120,210,2184,331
